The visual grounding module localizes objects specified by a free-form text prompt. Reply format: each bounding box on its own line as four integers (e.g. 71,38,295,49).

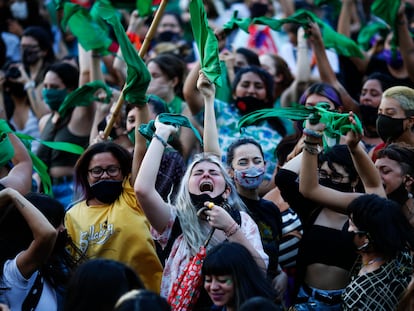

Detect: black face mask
234,96,272,116
376,114,406,143
319,178,353,193
157,31,181,43
90,180,123,204
387,183,409,206
22,48,40,65
189,192,225,211
250,3,268,18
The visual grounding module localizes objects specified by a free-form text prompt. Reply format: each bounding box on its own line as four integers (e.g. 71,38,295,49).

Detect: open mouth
199,181,213,192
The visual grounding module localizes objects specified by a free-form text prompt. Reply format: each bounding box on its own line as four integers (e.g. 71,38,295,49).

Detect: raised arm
281,27,311,108
306,22,359,113
397,0,414,83
344,113,386,197
299,120,361,213
183,61,204,115
0,133,33,194
197,71,220,157
68,45,97,137
0,188,56,279
134,120,177,232
130,103,150,185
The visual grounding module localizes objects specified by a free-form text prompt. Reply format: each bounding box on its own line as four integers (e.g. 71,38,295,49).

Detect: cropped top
37,115,89,169
300,224,356,271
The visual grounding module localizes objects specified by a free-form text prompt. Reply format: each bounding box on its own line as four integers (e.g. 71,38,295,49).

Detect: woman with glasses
64,136,163,294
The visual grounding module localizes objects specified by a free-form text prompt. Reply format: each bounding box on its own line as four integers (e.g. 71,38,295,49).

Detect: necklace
362,257,383,267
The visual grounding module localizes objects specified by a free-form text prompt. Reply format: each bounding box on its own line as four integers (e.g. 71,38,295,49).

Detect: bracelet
24,80,35,91
303,140,319,145
303,128,323,138
224,222,240,238
303,144,319,155
152,133,168,147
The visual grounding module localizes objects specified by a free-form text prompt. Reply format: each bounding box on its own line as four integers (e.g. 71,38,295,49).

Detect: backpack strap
22,271,44,311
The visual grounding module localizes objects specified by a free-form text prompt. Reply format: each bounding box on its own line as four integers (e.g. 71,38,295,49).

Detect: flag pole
103,0,168,139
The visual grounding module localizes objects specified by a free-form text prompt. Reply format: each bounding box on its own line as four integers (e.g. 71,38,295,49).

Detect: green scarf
0,120,84,196
189,0,222,86
58,80,112,119
357,21,391,51
238,104,362,150
139,113,203,147
61,2,112,54
97,1,151,106
253,10,363,58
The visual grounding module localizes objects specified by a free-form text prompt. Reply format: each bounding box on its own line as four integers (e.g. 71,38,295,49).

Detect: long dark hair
202,242,275,309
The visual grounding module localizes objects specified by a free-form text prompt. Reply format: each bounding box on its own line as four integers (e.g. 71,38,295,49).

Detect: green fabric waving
0,119,85,196
222,10,251,33
189,0,222,86
96,1,151,106
139,113,203,147
253,10,363,58
238,104,362,150
58,80,112,119
357,21,390,51
371,0,400,28
61,2,112,54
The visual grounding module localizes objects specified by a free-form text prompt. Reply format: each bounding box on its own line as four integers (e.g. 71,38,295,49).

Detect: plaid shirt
343,251,413,310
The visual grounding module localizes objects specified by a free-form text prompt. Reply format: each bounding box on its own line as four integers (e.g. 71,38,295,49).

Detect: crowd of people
1,0,414,310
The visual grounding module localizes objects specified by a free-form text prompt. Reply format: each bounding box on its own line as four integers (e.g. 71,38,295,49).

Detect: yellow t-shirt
65,177,162,293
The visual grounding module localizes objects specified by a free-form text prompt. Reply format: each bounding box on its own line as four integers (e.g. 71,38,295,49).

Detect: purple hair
299,82,342,108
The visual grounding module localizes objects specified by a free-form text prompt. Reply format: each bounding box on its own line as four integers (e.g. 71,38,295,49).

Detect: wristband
152,133,168,147
303,128,323,138
24,80,35,91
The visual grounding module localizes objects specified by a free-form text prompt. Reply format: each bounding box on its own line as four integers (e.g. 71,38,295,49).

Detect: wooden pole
103,0,168,138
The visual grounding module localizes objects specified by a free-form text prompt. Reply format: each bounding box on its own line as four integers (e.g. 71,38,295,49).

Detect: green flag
189,0,222,86
96,1,151,106
61,2,112,54
253,10,363,58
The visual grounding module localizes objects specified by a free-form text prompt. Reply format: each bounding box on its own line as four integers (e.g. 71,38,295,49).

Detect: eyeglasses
88,166,121,178
318,169,349,184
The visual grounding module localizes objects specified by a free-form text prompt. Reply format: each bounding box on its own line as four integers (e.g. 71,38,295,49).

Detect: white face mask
10,1,28,20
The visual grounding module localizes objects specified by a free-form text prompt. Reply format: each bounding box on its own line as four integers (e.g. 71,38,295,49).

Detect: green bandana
0,120,84,196
253,10,363,58
97,1,151,106
238,104,362,150
139,113,203,147
189,0,222,86
357,21,390,51
58,80,112,119
0,121,15,167
61,2,112,54
222,10,251,33
371,0,401,50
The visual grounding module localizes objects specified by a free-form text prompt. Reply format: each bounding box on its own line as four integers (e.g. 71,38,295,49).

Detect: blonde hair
382,86,414,116
173,153,246,256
